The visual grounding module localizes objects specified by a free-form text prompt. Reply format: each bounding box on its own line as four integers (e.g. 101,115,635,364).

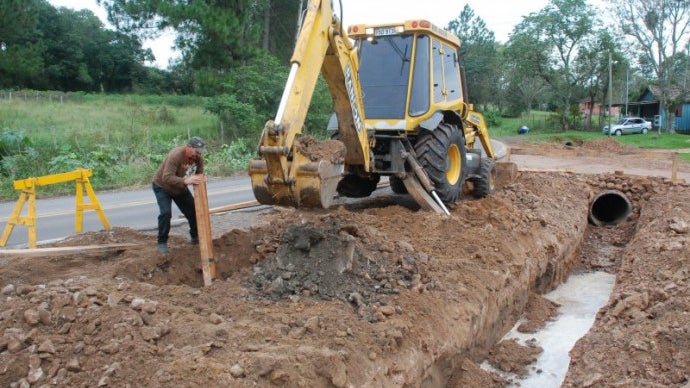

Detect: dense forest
0,0,303,94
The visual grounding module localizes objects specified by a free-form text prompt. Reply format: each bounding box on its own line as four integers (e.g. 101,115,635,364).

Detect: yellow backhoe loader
249,0,497,214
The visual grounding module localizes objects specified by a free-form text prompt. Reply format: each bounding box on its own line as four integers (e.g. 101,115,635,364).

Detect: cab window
409,35,430,116
432,40,444,103
358,35,413,119
443,43,462,101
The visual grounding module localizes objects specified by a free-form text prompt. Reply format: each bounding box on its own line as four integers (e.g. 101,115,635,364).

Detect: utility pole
625,65,629,117
608,52,612,137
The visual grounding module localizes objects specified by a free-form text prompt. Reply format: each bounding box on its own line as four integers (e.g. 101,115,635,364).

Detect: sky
48,0,605,69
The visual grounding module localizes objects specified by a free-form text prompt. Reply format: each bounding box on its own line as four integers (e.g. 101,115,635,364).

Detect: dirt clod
295,137,346,163
488,338,543,375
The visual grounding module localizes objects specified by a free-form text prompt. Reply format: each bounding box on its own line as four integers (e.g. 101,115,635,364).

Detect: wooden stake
193,175,216,286
671,152,678,182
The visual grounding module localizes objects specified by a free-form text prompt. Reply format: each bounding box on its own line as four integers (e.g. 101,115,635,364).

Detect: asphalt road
0,175,256,248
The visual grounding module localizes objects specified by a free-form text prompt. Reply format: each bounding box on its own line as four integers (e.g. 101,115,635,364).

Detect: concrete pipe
589,190,632,226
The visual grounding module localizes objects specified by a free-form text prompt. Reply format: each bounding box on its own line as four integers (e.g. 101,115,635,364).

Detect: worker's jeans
152,183,198,244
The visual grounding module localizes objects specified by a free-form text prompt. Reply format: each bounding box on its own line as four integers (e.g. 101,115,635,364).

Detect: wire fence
0,90,86,104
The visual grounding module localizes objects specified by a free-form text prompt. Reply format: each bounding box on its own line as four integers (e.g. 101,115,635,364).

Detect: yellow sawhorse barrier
0,169,111,248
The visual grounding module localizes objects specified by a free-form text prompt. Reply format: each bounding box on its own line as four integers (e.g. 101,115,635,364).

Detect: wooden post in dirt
671,152,679,182
193,175,216,286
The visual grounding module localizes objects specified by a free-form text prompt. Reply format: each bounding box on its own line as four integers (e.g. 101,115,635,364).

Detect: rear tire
472,158,497,198
415,123,466,203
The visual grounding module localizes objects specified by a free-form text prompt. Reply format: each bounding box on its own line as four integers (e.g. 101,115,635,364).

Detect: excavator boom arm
249,0,370,208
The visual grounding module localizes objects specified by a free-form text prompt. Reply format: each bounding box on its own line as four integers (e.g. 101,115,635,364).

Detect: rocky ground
0,138,688,387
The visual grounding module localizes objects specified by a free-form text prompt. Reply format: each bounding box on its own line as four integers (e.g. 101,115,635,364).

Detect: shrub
483,108,503,127
0,128,32,157
204,138,256,176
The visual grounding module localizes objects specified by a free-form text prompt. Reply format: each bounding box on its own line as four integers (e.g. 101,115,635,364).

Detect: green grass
489,111,552,137
495,127,690,150
0,96,217,151
488,111,690,162
0,94,247,200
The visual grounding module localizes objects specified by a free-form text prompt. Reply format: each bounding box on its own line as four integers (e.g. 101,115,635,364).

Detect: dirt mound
504,135,642,155
579,138,638,153
516,293,560,333
0,164,688,386
487,338,543,375
250,215,431,321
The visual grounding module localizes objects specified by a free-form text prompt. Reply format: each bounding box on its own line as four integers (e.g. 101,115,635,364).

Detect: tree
506,0,599,130
41,6,153,92
446,4,499,109
98,0,302,95
0,0,47,88
0,0,155,92
606,0,690,133
574,30,624,130
99,0,262,70
503,32,551,117
259,0,303,63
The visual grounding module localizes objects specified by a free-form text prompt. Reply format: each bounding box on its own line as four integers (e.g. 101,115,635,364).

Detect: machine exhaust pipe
588,190,632,226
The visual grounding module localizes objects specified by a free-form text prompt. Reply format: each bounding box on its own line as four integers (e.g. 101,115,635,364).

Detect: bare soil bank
0,139,688,387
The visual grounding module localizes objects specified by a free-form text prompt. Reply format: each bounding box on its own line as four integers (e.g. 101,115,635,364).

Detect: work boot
157,243,169,255
190,237,198,245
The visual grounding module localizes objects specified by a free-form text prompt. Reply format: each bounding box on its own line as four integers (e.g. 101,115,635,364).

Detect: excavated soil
0,139,689,387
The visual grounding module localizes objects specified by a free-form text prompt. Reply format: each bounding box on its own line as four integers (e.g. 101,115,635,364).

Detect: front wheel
472,158,497,198
415,123,466,203
642,128,648,134
614,129,622,136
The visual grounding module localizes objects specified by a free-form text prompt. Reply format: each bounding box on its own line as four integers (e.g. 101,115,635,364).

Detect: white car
602,117,652,136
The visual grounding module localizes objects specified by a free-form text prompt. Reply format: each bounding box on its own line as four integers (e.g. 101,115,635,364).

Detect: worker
152,136,207,255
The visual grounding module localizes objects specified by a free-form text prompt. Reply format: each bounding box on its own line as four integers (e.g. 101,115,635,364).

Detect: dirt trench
0,167,688,387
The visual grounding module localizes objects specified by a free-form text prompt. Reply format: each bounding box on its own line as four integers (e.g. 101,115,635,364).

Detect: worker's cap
188,136,207,153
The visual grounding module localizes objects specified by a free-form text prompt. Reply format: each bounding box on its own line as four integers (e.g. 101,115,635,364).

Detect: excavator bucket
249,141,345,209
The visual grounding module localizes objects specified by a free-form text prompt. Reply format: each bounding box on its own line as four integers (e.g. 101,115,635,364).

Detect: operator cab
348,20,464,126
